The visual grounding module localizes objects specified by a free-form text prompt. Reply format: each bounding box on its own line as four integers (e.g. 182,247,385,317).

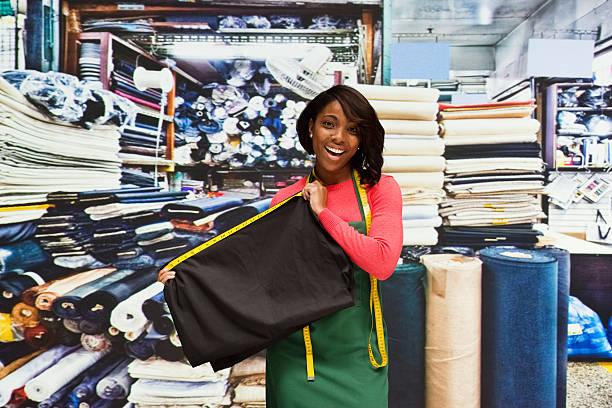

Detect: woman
159,85,403,407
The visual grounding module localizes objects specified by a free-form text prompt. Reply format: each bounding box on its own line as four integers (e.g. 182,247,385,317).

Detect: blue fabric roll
0,239,49,273
479,247,558,408
0,221,37,245
537,247,570,408
380,262,426,408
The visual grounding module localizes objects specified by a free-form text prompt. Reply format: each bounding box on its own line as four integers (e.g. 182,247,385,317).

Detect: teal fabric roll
380,261,426,408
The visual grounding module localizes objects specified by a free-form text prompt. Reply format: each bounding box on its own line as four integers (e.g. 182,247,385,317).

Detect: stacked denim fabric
352,84,443,245
0,70,137,205
438,100,546,247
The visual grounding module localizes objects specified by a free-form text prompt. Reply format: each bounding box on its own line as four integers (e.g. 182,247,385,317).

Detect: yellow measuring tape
302,169,388,382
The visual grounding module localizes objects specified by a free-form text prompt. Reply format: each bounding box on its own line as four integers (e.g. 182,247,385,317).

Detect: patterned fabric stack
437,100,546,247
351,84,443,246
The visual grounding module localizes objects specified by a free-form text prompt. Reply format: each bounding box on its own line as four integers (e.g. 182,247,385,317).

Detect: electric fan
265,45,334,99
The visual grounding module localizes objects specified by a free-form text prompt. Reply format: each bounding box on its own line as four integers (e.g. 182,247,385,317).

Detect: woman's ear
308,118,314,136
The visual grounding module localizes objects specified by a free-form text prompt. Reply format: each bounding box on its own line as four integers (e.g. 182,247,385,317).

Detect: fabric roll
0,239,49,273
421,254,482,408
71,353,126,402
380,119,439,136
38,373,85,408
0,221,37,244
141,291,167,321
81,333,113,352
403,227,438,246
0,348,44,380
0,345,78,406
23,325,56,349
0,270,62,313
479,247,557,408
55,325,82,346
0,341,36,368
10,302,39,328
164,196,353,370
154,337,184,362
383,138,445,156
34,267,117,311
110,282,164,333
349,84,440,102
160,196,243,221
370,100,438,121
25,347,109,401
153,313,174,335
536,247,570,408
387,172,444,189
96,358,133,400
440,118,540,137
380,262,426,408
382,155,446,172
124,333,157,360
79,268,158,323
52,269,136,320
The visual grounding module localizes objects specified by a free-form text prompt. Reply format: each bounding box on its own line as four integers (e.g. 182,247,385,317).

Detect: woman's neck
314,165,352,186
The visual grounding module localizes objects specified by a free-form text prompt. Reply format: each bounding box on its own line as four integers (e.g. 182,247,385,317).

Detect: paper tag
568,323,583,336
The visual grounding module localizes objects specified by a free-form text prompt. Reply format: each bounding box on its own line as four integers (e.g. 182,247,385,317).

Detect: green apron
266,174,388,408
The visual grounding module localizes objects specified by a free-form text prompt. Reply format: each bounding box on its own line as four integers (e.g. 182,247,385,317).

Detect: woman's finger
158,268,175,284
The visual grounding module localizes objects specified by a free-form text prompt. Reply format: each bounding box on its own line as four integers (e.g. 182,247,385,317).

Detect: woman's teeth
326,146,344,155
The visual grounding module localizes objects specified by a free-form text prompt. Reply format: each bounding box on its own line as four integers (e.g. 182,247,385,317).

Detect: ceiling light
478,5,493,25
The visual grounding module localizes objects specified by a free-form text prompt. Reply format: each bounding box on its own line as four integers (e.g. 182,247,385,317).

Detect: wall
489,0,610,96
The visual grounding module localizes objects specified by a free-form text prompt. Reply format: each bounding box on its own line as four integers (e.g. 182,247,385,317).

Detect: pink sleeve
318,176,403,280
270,178,307,207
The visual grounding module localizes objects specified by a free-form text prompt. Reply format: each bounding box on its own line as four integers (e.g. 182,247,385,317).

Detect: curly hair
296,85,385,186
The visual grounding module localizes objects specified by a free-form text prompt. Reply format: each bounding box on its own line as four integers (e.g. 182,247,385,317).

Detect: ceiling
391,0,551,46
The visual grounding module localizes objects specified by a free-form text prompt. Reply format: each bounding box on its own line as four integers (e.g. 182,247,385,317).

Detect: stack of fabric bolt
229,354,267,408
437,100,546,247
350,84,443,246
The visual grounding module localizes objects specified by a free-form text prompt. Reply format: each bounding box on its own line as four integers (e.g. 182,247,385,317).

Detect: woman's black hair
296,84,385,186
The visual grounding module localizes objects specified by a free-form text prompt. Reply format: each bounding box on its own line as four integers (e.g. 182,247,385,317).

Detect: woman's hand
158,268,175,284
302,180,327,216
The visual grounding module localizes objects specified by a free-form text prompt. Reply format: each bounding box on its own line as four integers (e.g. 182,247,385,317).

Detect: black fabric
164,196,353,370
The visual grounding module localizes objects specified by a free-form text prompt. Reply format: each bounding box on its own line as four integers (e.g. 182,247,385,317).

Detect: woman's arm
318,176,403,280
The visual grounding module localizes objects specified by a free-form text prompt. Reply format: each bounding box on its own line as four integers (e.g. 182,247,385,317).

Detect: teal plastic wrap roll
380,261,426,408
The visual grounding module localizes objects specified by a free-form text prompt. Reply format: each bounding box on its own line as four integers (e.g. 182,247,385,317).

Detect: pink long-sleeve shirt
271,174,403,280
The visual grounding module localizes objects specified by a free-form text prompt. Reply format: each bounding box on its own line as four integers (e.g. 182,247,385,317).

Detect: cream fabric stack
438,101,546,228
351,84,443,246
228,355,266,408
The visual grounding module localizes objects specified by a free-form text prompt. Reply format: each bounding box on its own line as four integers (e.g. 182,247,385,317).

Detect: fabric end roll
421,254,482,408
153,314,174,335
95,359,133,400
81,333,113,353
10,302,40,328
154,338,184,362
79,319,107,335
24,325,56,349
52,296,83,320
479,247,558,408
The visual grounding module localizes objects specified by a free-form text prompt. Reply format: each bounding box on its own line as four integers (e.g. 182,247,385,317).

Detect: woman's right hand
158,268,175,284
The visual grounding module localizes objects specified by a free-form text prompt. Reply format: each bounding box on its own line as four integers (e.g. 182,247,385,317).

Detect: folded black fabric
438,226,542,247
164,196,354,370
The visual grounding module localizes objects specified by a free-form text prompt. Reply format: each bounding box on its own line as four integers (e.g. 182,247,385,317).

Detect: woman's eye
322,120,334,127
348,127,359,134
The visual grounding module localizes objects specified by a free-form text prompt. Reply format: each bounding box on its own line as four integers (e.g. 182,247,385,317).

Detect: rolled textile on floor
110,282,164,333
349,84,440,102
380,262,426,408
403,227,438,246
380,119,439,136
24,347,106,402
96,358,133,400
387,172,444,189
370,100,438,121
382,156,446,173
440,118,540,137
479,247,557,408
0,348,44,380
536,247,570,408
384,138,445,156
421,254,482,408
0,269,65,313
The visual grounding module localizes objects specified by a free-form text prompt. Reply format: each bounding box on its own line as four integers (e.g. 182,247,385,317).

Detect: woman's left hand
302,180,327,216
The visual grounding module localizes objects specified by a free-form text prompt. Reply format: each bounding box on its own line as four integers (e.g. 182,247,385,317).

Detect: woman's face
309,100,360,184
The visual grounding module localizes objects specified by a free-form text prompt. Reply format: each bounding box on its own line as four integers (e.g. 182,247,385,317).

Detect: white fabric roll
96,359,134,400
421,254,482,408
24,348,108,401
380,119,439,136
349,83,440,102
387,172,444,189
384,138,445,156
110,282,164,333
0,345,78,406
403,227,438,246
382,156,446,173
440,118,540,136
402,204,439,220
371,100,438,121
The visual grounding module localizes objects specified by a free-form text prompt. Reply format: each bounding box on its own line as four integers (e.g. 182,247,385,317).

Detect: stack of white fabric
438,101,546,228
228,355,266,408
127,357,231,408
350,84,443,246
0,75,122,207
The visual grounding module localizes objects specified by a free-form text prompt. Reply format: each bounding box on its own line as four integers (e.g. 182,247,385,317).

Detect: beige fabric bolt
380,119,439,136
350,84,440,102
440,118,540,137
383,138,445,156
387,172,445,189
371,100,438,121
382,156,446,173
439,105,535,120
421,254,482,408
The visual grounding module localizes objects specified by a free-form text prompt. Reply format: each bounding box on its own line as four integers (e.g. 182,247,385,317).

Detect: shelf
557,107,612,112
120,155,175,172
136,105,173,122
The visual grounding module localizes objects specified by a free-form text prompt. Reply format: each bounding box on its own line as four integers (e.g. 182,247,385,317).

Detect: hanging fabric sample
164,195,353,370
